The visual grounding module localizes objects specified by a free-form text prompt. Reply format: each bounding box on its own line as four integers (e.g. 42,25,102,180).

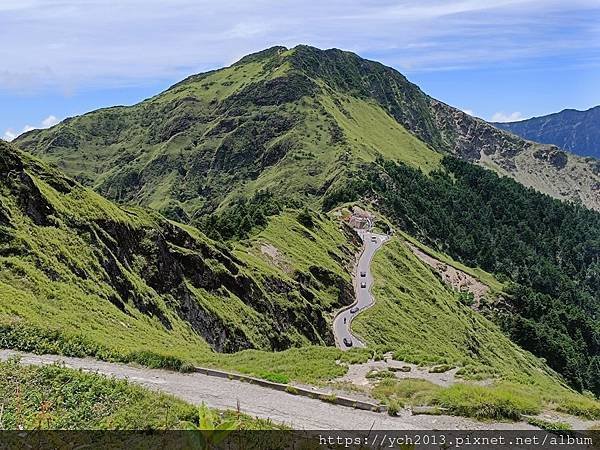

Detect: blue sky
2,0,599,140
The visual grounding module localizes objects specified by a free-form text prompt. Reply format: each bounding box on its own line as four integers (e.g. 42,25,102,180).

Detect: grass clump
433,383,541,421
373,378,441,409
320,393,338,403
259,372,290,384
387,400,402,416
366,369,396,379
284,385,299,395
526,417,572,432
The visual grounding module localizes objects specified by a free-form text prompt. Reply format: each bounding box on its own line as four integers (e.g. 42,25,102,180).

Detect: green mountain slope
328,155,600,395
2,139,600,420
16,45,599,215
0,140,360,361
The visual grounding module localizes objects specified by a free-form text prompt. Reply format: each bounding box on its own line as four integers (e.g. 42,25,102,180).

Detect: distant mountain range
493,106,600,159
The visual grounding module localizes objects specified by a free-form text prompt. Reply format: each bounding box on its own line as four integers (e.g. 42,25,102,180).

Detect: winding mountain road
333,230,389,350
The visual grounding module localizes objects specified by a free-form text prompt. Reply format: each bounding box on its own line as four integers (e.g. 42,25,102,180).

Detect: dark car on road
343,337,353,347
360,271,366,277
371,236,377,242
350,307,359,314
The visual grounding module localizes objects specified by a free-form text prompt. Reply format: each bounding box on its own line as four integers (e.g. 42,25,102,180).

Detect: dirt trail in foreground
0,349,538,430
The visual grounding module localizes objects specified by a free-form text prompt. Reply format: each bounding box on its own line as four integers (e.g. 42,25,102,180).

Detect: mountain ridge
493,105,600,159
15,45,600,213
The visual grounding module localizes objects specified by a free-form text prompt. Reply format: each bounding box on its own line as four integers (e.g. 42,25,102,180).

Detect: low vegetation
526,417,572,432
0,358,276,430
373,378,600,422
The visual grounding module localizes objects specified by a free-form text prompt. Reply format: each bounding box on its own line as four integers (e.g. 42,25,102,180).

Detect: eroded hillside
0,141,359,361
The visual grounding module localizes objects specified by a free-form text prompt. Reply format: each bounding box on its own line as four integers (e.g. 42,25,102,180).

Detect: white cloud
491,111,525,122
41,115,59,128
2,115,60,141
0,0,598,93
2,130,17,141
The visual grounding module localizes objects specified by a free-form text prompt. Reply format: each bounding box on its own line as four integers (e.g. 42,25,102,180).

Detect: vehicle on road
360,271,366,277
343,337,353,347
371,236,377,242
350,307,359,314
360,282,367,288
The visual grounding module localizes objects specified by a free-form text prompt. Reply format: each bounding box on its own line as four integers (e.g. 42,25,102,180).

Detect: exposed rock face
532,148,568,170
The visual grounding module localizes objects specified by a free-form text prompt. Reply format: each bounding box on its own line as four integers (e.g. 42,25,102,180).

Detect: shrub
458,291,475,307
296,208,314,229
259,372,290,384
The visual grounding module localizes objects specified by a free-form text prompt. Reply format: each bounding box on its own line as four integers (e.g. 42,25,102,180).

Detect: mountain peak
14,46,600,215
233,45,289,65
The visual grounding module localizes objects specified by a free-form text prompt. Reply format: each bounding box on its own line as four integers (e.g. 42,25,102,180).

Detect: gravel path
1,350,536,430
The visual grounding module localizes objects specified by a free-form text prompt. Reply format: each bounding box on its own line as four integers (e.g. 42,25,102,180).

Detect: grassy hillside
353,239,600,419
330,155,600,396
0,141,364,364
0,357,276,430
16,46,598,214
4,44,600,420
354,238,550,380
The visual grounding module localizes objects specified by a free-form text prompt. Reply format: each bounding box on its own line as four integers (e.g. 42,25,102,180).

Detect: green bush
259,372,290,384
387,400,402,416
296,208,314,229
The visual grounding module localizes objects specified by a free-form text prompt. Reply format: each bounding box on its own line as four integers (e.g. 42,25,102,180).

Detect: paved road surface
333,230,388,350
0,350,534,430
